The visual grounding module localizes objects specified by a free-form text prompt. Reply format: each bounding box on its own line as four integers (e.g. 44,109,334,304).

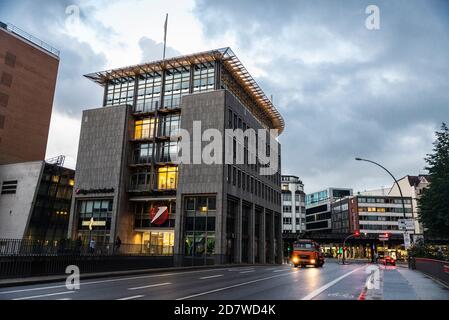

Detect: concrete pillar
259,208,266,264
270,211,275,264
235,198,242,263
276,213,283,264
215,193,225,264
248,203,256,264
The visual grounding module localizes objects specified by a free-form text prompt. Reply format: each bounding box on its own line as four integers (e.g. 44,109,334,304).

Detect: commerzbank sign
75,188,114,195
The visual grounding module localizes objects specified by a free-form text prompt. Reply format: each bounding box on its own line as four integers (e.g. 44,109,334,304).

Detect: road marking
273,269,289,273
128,282,171,290
227,268,254,272
240,270,255,274
200,275,224,280
117,295,144,300
13,291,75,300
0,268,230,295
301,265,366,300
265,267,276,270
176,272,292,300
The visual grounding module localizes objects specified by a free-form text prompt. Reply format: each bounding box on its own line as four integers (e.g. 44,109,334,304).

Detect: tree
418,123,449,237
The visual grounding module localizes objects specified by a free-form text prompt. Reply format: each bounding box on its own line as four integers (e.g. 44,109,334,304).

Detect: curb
0,264,274,288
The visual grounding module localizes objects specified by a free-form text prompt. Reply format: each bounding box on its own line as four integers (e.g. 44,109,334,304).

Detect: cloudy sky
1,0,448,193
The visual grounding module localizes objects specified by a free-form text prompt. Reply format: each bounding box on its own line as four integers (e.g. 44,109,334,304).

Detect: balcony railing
2,22,60,57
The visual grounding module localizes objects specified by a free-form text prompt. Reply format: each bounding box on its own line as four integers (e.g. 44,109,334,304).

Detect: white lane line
265,267,276,270
176,272,293,300
227,267,255,271
0,268,230,295
200,275,224,280
128,282,171,290
273,269,289,273
58,298,72,300
301,265,366,300
13,291,75,300
117,295,144,300
240,270,255,274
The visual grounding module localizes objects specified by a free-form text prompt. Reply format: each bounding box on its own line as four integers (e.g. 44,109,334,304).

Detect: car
383,256,396,266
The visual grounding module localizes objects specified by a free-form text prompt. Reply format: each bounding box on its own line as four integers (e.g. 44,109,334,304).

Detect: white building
281,176,306,235
0,160,74,240
388,175,430,235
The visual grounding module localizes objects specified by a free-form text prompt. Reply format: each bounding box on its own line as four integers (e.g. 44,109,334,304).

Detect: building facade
388,175,429,236
305,188,353,232
0,21,59,165
281,175,306,235
0,157,74,241
69,48,284,264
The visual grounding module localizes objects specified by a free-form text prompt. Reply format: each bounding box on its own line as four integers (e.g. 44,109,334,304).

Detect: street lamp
355,157,409,253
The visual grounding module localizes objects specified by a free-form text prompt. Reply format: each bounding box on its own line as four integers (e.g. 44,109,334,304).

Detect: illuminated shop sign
82,219,106,229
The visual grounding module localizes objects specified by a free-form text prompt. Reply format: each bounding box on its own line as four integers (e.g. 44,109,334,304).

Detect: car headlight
292,257,299,263
310,259,316,264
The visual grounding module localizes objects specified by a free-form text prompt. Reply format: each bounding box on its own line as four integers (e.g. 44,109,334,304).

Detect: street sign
403,231,411,249
398,219,415,231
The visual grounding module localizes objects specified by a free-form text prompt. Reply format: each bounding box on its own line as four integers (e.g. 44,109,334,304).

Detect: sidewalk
383,266,449,300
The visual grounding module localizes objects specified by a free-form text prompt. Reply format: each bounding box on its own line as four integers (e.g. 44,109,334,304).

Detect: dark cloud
193,0,449,192
139,37,181,62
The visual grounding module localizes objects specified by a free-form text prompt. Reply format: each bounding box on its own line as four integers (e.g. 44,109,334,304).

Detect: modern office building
388,175,429,236
0,156,74,241
0,21,59,165
352,195,414,236
281,175,306,235
305,188,353,232
69,48,284,264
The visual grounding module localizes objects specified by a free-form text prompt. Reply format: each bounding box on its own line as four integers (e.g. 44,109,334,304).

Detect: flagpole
163,13,168,60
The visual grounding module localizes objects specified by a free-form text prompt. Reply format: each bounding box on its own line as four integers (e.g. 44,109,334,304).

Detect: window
184,196,217,255
4,52,16,67
133,143,153,164
159,113,180,137
130,168,152,191
1,180,17,194
282,193,292,202
283,205,292,213
193,61,215,92
283,217,292,224
134,117,157,140
0,92,8,108
157,166,178,190
158,141,178,163
227,109,233,128
135,72,162,112
163,67,190,109
105,77,135,106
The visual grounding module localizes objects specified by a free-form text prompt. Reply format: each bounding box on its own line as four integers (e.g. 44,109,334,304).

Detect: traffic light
354,231,360,237
384,233,390,238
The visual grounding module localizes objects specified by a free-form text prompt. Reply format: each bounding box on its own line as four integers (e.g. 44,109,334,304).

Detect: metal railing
3,22,60,57
0,239,173,257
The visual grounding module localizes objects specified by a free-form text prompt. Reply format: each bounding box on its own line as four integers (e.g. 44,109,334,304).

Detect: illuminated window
134,117,157,139
376,207,386,212
157,166,178,190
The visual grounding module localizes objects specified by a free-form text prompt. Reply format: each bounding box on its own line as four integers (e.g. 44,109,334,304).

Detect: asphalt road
0,261,375,300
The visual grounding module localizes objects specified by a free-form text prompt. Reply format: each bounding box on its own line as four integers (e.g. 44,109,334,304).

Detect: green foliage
418,123,449,237
409,241,448,261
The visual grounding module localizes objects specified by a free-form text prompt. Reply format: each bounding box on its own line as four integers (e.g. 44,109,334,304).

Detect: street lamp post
355,157,409,252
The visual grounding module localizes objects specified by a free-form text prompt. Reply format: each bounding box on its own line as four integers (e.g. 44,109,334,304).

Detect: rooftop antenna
163,13,168,60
